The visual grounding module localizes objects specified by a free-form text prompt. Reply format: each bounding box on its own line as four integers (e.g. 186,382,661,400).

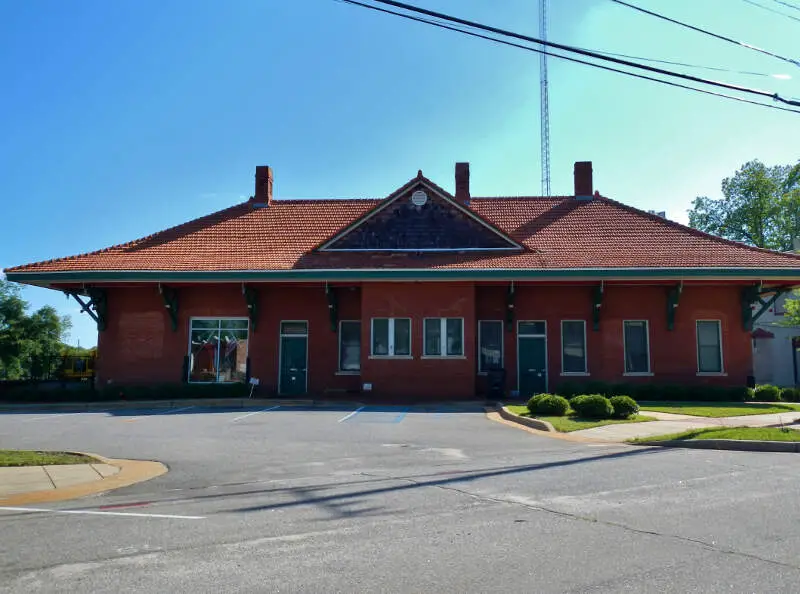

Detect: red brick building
6,162,800,400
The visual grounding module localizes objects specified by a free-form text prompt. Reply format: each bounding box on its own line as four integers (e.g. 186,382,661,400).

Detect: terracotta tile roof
6,191,800,275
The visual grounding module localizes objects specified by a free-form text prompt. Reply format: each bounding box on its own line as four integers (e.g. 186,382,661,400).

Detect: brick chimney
253,165,273,207
574,161,593,199
455,162,470,205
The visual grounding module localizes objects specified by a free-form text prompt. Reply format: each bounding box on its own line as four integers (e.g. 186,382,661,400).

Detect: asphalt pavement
2,403,800,593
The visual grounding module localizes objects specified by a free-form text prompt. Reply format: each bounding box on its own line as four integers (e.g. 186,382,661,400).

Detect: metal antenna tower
539,0,551,196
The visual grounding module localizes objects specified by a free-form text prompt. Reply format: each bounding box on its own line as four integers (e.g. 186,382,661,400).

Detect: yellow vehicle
59,355,96,381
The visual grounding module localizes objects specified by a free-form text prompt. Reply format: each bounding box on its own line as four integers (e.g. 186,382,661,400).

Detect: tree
688,160,800,252
0,279,72,380
785,292,800,327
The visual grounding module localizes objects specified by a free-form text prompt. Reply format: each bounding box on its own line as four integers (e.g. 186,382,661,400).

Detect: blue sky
2,0,799,348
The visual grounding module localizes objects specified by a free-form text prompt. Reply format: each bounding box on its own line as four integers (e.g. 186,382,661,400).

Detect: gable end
318,177,522,253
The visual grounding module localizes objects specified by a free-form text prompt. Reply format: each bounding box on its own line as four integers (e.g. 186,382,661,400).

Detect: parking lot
3,403,800,593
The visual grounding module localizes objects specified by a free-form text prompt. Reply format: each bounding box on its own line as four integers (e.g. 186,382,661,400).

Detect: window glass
394,318,411,356
424,319,441,356
339,321,361,371
446,319,463,356
519,321,546,335
562,321,586,373
188,319,248,383
624,321,649,373
697,321,722,373
372,319,389,356
478,321,503,372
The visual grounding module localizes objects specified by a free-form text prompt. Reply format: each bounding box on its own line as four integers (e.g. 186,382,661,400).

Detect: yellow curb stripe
0,453,167,507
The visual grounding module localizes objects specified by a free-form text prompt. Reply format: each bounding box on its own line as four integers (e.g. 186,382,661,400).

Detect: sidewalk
0,454,167,506
0,463,120,497
571,410,800,442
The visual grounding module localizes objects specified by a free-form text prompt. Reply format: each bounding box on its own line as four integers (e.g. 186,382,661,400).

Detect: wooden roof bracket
158,283,179,332
592,281,604,331
666,281,683,331
506,281,515,332
64,288,107,332
742,282,792,331
243,283,259,331
325,282,338,332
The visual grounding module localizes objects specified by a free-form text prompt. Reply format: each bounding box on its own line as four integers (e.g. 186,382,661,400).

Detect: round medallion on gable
411,190,428,206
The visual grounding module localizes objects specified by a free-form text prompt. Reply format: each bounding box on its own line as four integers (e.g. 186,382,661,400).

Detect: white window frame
370,317,412,358
422,317,465,358
622,319,652,376
337,320,361,374
696,319,725,375
477,320,504,373
187,316,250,384
560,320,588,376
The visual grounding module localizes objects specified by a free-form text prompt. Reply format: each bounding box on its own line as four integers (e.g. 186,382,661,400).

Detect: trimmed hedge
609,395,639,419
754,384,782,402
527,394,569,417
570,394,614,419
0,382,253,403
780,387,800,403
555,381,753,402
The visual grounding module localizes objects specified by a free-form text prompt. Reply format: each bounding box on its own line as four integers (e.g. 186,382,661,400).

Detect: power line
342,0,800,108
337,0,800,114
770,0,800,12
609,0,800,67
742,0,800,23
591,50,791,79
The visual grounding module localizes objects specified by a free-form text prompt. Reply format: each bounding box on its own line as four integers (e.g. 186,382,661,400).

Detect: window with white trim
697,320,723,373
371,318,411,356
623,320,650,374
424,318,464,357
561,320,587,374
188,318,249,383
478,320,503,372
339,320,361,372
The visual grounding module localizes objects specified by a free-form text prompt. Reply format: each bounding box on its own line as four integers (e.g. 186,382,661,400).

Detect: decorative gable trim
316,174,523,252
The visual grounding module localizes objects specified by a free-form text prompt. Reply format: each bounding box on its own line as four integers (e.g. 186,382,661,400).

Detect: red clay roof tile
6,186,800,274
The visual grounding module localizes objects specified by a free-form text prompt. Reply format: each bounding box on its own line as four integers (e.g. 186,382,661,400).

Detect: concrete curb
633,439,800,452
488,406,614,443
0,452,168,506
496,405,555,432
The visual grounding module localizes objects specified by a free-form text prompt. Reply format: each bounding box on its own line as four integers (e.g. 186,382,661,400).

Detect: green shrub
529,394,569,417
754,384,782,402
609,395,639,419
570,394,614,419
780,387,800,403
526,393,549,412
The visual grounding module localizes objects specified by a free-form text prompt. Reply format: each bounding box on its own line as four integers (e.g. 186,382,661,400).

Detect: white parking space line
0,506,205,520
123,405,196,422
337,406,365,423
21,412,94,423
231,405,281,422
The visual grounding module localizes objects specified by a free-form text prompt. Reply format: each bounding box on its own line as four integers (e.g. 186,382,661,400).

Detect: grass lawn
0,450,97,467
630,426,800,443
505,405,655,432
638,401,800,418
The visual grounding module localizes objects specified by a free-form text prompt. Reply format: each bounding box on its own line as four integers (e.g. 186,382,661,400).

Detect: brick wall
95,281,751,399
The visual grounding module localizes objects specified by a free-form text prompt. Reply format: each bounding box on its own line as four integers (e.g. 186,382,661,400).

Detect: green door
279,321,308,395
518,335,547,397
